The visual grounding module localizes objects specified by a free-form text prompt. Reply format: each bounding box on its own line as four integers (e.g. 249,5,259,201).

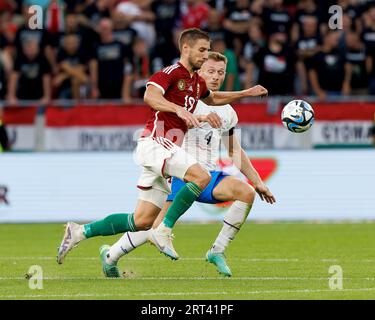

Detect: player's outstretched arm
222,133,275,204
202,85,268,106
144,85,200,127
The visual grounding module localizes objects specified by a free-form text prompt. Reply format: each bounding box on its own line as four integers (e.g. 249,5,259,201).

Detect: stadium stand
1,0,375,151
1,0,375,100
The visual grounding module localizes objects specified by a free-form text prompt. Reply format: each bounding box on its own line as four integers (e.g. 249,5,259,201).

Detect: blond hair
207,51,227,65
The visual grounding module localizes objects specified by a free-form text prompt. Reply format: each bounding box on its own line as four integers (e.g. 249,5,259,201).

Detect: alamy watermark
26,265,43,290
27,5,44,30
328,265,343,290
328,5,343,30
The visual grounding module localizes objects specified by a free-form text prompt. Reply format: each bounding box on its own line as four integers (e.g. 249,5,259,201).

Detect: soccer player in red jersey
57,29,268,267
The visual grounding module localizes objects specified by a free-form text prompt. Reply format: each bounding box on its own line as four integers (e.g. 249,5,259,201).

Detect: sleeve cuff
146,82,166,95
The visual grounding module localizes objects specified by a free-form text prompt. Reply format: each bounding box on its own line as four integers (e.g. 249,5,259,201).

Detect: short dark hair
178,28,210,52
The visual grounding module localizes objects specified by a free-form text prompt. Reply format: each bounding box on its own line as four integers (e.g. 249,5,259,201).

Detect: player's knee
235,183,255,204
194,171,210,190
135,218,153,231
134,212,155,230
185,165,210,189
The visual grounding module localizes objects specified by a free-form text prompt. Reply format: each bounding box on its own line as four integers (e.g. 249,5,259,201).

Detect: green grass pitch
0,222,375,300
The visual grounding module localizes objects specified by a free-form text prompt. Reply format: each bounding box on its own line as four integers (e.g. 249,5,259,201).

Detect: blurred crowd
1,0,375,104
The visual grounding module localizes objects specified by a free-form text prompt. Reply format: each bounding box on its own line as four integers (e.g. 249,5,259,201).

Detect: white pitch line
2,256,374,262
1,276,375,281
1,287,375,299
0,257,299,262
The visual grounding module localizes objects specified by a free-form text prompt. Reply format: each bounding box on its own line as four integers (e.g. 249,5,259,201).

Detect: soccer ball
281,99,314,133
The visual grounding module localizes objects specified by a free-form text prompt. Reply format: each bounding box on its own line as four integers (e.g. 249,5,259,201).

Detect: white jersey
182,100,238,171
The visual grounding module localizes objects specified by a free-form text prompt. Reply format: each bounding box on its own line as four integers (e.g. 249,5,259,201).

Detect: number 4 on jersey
205,130,213,145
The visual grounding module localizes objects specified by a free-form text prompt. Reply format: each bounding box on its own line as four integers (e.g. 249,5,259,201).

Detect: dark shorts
166,170,229,204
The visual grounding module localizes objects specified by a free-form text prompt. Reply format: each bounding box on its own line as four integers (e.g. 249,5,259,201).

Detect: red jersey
141,62,210,145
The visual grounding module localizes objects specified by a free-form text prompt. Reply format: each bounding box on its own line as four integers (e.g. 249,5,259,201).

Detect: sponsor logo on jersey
177,79,185,91
196,83,200,99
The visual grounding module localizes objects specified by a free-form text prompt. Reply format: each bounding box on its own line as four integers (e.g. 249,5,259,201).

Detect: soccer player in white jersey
100,52,275,277
57,29,268,266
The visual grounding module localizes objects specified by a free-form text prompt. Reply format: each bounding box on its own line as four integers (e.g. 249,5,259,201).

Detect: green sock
163,182,202,228
83,213,136,238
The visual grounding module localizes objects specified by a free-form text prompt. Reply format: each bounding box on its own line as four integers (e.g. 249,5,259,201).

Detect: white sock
106,230,150,264
157,222,172,233
211,200,252,253
76,224,87,241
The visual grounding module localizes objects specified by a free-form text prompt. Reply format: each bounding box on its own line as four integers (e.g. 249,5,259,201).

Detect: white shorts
135,137,199,195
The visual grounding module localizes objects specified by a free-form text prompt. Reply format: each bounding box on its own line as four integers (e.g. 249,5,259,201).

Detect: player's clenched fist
245,85,268,98
197,112,222,128
176,107,200,128
206,112,222,128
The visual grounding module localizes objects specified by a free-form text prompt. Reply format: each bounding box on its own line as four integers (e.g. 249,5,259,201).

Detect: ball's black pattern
281,100,315,133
